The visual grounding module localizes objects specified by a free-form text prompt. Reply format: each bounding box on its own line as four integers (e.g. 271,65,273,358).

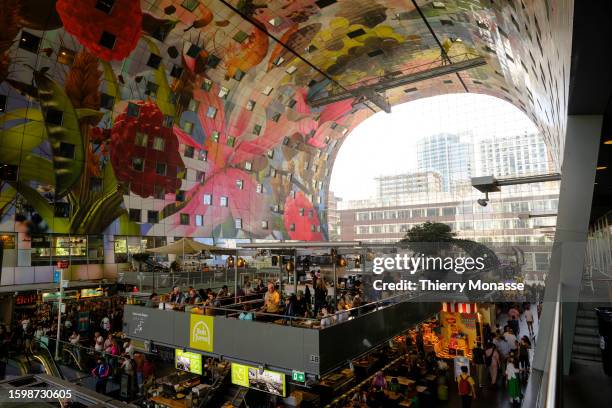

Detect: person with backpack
456,365,477,408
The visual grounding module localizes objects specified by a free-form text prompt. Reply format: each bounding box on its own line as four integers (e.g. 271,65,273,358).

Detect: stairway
572,303,602,363
230,387,249,407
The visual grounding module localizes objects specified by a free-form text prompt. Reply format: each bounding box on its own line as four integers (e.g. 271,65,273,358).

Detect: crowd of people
147,270,368,328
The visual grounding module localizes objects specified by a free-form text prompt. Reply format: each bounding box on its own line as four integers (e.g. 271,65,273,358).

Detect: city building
417,133,475,191
375,171,443,201
478,132,550,177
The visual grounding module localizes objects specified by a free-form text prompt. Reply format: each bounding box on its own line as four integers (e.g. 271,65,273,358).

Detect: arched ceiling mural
0,0,572,241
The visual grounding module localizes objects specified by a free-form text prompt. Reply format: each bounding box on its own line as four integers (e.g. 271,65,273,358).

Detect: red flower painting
56,0,142,61
284,191,323,241
109,101,184,198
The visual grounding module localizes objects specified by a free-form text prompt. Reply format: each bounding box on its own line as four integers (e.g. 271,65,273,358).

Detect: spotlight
477,198,488,207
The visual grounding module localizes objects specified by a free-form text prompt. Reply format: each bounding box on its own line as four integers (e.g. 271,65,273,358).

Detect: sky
329,93,538,201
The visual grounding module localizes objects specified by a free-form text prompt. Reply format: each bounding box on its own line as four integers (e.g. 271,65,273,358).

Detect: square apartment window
201,78,213,91
132,157,144,172
195,214,203,226
271,112,281,122
299,208,305,216
58,142,75,159
267,150,274,159
155,162,166,176
203,194,212,205
180,213,190,225
207,54,221,68
54,202,70,218
244,161,252,171
147,210,159,223
286,66,297,74
184,145,195,158
198,150,207,161
19,31,41,53
181,0,199,12
211,131,219,142
233,31,249,43
57,47,76,65
170,65,183,78
0,163,18,181
220,196,228,207
262,86,273,96
218,87,229,99
253,124,262,135
234,69,245,81
146,53,162,69
129,208,141,222
135,132,147,147
45,108,64,125
188,99,199,112
99,31,116,50
95,0,115,14
236,179,243,190
153,137,165,151
196,170,205,184
290,223,295,231
145,81,159,97
182,120,194,134
186,44,201,58
256,184,263,193
100,93,114,110
261,221,268,229
227,136,235,147
90,177,103,192
163,115,174,128
127,102,140,117
206,106,217,119
154,186,165,199
235,218,242,229
246,100,256,111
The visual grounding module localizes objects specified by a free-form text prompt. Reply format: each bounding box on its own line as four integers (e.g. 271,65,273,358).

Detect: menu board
231,363,286,397
129,311,149,336
175,350,202,375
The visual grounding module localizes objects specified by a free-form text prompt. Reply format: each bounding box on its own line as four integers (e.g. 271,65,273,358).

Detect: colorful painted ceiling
0,0,572,241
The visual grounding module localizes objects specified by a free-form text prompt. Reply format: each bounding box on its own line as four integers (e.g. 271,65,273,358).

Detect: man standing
456,366,477,408
92,358,110,393
472,343,486,387
523,305,535,337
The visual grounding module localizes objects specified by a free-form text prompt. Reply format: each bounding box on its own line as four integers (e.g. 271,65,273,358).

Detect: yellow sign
231,363,249,387
189,314,214,352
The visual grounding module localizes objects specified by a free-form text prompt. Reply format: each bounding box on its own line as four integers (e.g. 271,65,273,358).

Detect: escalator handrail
29,338,64,380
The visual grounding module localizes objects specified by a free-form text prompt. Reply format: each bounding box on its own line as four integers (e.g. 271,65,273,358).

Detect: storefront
432,302,488,360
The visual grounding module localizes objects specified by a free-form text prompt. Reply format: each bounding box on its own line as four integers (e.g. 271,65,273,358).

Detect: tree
400,221,456,243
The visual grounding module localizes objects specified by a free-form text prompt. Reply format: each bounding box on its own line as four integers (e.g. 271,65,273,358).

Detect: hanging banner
189,314,214,352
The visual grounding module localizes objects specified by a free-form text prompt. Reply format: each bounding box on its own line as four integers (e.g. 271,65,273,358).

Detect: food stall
433,302,486,359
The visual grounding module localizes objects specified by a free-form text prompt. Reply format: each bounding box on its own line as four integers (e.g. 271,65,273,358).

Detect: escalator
29,339,64,379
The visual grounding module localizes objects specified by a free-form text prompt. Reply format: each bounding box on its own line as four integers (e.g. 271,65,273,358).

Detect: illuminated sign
189,314,214,352
80,288,104,298
231,363,286,397
15,294,38,305
175,350,202,375
42,291,77,302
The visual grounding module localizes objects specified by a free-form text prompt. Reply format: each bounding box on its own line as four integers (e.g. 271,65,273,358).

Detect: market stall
433,302,486,360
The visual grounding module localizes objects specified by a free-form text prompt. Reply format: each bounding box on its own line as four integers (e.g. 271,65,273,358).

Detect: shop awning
441,302,478,313
146,238,231,255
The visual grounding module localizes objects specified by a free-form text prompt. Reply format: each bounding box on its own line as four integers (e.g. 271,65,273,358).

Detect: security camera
477,191,489,207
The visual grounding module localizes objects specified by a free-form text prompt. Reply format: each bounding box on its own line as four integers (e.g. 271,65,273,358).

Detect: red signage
56,260,69,269
15,293,38,305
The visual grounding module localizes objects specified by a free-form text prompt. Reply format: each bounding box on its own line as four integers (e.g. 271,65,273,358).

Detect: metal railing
534,285,562,408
